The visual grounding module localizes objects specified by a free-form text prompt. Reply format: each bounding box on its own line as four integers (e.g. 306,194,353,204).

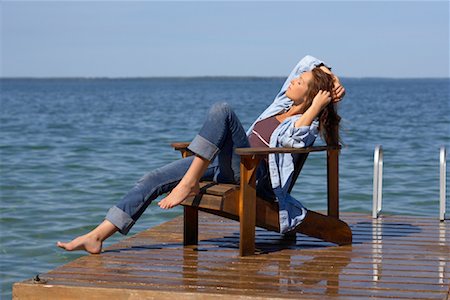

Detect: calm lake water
1,77,449,298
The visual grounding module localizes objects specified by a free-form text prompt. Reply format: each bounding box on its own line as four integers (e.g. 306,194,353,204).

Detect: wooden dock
13,212,450,299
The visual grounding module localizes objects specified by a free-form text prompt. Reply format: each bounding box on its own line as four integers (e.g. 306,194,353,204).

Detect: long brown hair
301,67,341,146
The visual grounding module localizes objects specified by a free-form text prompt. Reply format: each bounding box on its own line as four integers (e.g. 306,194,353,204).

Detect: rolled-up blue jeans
106,102,252,234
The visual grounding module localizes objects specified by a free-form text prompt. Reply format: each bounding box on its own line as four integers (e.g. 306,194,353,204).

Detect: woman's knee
208,102,232,118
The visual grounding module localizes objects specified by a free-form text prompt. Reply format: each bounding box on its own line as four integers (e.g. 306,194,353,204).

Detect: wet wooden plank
65,253,449,274
46,265,448,291
15,274,446,300
13,212,450,300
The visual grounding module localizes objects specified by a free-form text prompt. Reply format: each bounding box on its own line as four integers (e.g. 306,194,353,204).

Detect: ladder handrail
372,145,383,219
440,146,447,221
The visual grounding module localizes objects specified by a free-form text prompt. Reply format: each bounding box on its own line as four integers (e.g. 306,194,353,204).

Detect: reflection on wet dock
13,212,450,299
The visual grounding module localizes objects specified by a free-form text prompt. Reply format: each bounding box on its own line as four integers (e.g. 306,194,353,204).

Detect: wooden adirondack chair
171,142,352,256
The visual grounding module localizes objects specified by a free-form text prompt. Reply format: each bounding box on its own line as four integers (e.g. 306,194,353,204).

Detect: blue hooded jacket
247,55,330,233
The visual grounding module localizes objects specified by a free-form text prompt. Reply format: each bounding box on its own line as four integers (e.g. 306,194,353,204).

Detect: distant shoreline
1,76,449,80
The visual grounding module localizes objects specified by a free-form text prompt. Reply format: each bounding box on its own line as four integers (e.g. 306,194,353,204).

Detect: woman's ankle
89,220,118,242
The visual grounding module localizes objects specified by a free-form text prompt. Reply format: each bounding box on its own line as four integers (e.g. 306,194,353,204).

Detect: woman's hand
319,65,345,103
332,76,345,103
312,90,332,109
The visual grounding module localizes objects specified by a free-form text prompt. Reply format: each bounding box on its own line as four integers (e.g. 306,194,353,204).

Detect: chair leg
239,187,256,256
327,149,339,219
296,210,352,245
239,156,258,256
283,231,297,241
184,206,198,246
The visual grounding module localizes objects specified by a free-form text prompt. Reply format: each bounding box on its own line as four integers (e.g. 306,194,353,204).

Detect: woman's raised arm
294,90,331,128
273,55,330,104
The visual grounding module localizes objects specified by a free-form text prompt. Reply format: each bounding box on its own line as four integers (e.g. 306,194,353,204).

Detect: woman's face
286,71,313,104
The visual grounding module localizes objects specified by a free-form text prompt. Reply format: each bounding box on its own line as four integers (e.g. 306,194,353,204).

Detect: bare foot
57,233,102,254
158,182,200,209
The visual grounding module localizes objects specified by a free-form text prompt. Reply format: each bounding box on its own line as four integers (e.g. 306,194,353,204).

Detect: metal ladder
371,146,447,221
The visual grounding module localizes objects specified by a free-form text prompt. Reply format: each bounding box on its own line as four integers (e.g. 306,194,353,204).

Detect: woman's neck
285,102,306,116
276,102,307,123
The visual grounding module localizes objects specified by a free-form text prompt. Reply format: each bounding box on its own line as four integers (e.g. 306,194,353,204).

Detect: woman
57,55,345,254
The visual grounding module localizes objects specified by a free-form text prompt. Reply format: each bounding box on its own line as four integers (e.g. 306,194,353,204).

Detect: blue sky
1,1,449,78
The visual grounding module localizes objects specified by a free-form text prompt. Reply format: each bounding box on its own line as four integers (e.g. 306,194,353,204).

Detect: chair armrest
171,142,190,151
235,145,341,156
171,142,193,158
171,142,341,156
